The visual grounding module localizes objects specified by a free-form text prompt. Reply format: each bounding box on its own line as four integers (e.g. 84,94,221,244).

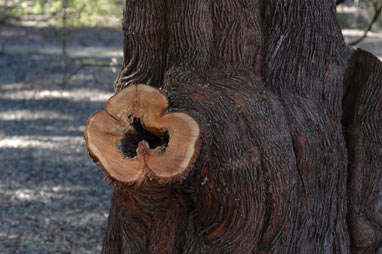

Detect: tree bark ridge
263,1,349,252
116,0,167,89
343,48,382,253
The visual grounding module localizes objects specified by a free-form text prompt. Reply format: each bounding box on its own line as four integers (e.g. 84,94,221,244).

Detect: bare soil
0,25,122,254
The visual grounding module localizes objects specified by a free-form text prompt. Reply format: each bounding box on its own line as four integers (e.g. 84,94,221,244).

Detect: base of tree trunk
84,1,382,253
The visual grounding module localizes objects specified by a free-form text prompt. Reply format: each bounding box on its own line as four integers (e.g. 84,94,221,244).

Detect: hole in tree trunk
118,118,169,158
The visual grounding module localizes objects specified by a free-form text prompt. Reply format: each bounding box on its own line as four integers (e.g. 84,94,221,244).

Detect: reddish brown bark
344,49,382,253
87,0,382,253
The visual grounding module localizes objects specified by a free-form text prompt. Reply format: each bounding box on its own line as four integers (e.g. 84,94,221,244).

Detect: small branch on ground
58,59,84,88
81,59,122,68
59,57,122,87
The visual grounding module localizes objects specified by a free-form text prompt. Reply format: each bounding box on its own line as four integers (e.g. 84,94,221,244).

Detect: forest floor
0,24,381,253
0,25,121,253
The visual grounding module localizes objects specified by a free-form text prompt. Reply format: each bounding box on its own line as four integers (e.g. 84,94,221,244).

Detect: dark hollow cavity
119,118,169,158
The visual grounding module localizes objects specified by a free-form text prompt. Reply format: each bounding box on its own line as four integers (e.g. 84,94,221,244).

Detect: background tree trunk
99,0,382,253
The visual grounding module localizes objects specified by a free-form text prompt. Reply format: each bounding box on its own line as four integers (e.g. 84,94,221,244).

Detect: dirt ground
0,24,381,253
0,25,122,253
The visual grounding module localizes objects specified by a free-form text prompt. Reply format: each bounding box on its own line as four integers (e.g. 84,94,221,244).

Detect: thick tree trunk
95,0,382,253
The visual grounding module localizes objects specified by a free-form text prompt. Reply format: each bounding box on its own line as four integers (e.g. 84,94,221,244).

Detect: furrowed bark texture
99,0,382,253
263,1,349,252
115,0,167,88
343,49,382,253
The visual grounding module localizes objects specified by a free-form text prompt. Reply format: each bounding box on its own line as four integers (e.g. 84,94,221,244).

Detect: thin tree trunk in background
348,2,382,46
98,0,382,253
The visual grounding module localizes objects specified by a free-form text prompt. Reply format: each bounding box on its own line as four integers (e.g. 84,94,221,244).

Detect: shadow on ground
0,24,122,254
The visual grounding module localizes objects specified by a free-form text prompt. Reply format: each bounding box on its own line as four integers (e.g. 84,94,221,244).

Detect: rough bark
343,49,382,253
90,0,382,253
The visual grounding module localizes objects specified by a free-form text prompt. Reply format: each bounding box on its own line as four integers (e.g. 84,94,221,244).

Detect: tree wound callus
85,84,200,184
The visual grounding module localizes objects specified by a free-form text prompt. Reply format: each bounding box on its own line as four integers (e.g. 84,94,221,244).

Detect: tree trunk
93,0,382,253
